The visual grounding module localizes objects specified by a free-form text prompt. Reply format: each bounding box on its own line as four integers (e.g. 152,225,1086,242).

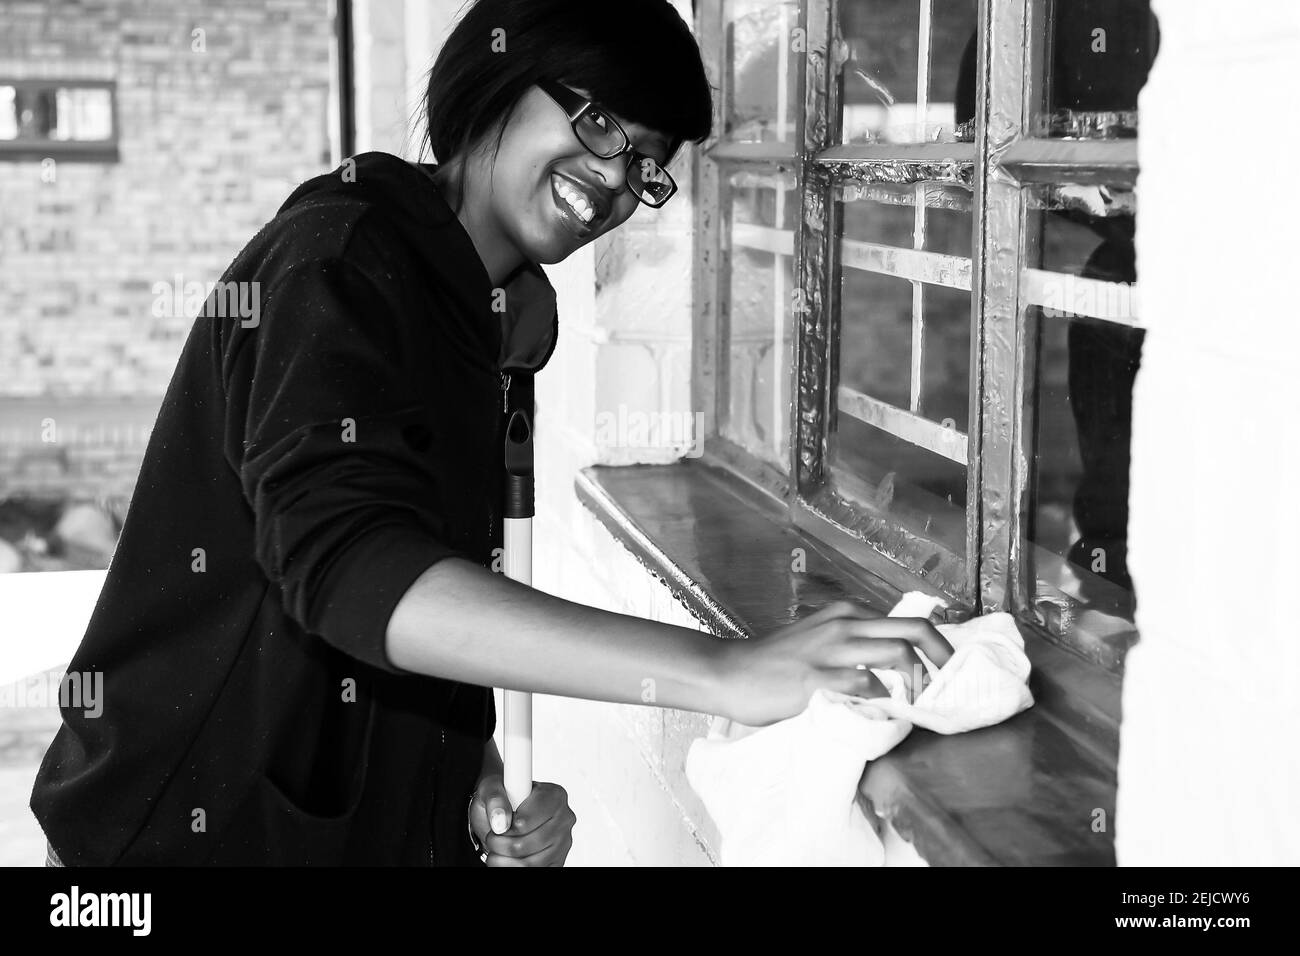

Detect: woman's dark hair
420,0,714,212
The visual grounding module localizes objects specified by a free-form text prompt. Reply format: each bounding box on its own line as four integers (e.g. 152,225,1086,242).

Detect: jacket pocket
209,694,378,866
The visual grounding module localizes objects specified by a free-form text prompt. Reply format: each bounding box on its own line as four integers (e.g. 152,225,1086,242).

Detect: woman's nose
584,151,631,196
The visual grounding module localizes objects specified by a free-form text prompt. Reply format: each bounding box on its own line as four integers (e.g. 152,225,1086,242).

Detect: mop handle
502,406,535,812
502,519,532,810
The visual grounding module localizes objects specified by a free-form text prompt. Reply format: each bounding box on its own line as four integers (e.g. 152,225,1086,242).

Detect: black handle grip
504,407,534,519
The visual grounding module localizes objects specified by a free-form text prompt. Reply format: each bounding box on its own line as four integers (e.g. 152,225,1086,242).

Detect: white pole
502,516,533,810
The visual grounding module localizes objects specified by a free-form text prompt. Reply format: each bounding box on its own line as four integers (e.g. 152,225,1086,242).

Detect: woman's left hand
469,775,576,867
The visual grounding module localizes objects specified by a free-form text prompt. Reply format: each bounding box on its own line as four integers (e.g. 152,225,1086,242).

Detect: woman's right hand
714,600,954,727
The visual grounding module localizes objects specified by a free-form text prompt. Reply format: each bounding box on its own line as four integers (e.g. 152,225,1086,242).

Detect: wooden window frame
693,0,1143,666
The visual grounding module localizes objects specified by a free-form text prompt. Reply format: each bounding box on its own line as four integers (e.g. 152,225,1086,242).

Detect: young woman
31,0,946,867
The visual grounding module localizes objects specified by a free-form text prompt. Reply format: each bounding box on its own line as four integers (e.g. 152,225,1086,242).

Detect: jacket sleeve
220,253,469,674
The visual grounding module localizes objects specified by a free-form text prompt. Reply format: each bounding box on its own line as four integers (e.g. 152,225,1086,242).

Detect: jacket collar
410,159,559,375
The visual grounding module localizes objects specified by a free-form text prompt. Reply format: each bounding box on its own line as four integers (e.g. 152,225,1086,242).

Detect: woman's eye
585,110,607,131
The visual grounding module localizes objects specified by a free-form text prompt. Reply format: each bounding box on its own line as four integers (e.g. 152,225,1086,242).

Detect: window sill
575,460,1121,866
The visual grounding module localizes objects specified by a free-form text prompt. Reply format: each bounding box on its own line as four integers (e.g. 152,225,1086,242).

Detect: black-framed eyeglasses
537,78,678,208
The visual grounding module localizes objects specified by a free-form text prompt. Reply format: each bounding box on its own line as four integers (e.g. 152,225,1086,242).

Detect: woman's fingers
856,638,928,701
811,633,929,701
483,806,576,859
842,617,955,668
485,829,574,867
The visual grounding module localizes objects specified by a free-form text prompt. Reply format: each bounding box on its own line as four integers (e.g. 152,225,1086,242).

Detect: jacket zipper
499,371,511,413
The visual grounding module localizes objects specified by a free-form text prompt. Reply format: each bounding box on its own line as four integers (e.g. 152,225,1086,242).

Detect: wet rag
683,592,1034,866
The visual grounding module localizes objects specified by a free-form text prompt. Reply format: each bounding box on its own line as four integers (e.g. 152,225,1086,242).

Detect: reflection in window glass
923,187,973,258
1026,184,1141,641
830,414,967,554
918,284,970,427
841,186,914,246
928,0,980,142
721,167,798,470
838,269,911,410
836,182,973,419
838,0,978,144
1043,0,1158,138
723,0,801,146
838,0,917,143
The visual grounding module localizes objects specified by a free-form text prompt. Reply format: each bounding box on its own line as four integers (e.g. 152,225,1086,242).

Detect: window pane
927,0,980,142
1037,184,1136,280
923,185,973,258
723,0,801,146
0,86,17,140
842,184,914,246
830,415,967,554
1041,0,1158,138
836,181,974,420
721,166,798,470
1025,183,1140,641
838,0,919,143
0,82,115,144
838,270,911,410
832,181,969,552
53,87,113,141
918,284,970,426
838,0,979,144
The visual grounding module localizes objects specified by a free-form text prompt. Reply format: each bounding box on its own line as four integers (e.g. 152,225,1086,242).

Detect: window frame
693,0,1144,664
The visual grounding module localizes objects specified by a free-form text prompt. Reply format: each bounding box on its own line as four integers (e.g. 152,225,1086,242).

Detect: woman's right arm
386,556,953,727
226,245,948,728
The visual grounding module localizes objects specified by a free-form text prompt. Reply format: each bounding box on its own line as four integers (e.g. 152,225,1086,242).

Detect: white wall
1118,0,1300,865
353,0,463,158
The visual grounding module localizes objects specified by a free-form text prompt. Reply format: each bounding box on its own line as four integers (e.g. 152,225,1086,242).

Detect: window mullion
792,0,833,498
693,0,725,459
970,0,1032,612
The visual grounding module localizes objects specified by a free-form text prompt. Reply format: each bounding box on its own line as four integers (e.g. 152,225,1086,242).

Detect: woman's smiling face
475,83,674,267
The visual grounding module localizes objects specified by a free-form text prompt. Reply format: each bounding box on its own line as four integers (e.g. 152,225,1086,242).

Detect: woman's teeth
554,175,595,224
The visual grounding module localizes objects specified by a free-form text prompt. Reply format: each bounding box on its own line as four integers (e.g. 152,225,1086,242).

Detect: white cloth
684,592,1034,866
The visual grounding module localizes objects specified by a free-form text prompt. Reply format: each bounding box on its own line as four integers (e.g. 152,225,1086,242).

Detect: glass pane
928,0,980,142
53,87,113,141
723,0,801,146
835,180,974,420
832,181,969,552
841,183,915,247
838,270,911,410
1025,183,1140,643
829,415,967,554
835,180,973,255
1036,183,1136,281
837,0,919,143
918,284,970,426
0,86,17,140
721,166,798,470
923,184,973,258
1041,0,1159,138
838,0,979,144
0,84,114,143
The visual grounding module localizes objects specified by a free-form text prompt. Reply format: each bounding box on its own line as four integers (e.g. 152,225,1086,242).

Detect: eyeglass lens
573,107,672,205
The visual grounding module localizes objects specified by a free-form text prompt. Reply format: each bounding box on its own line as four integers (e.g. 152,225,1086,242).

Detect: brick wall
0,0,336,502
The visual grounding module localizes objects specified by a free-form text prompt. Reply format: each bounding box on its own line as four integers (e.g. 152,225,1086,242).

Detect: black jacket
30,151,559,865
